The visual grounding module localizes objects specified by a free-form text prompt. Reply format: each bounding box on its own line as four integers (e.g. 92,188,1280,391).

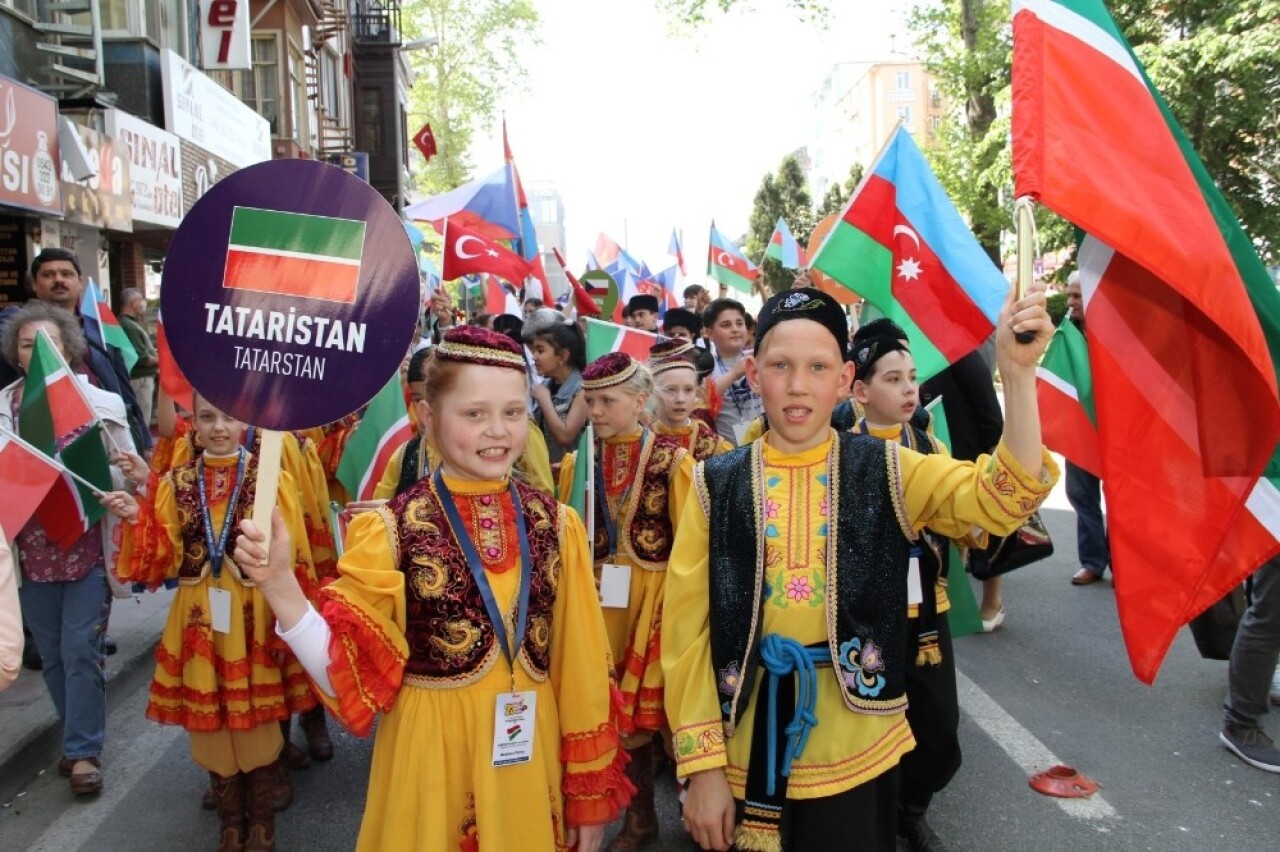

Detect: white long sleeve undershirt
274,605,336,697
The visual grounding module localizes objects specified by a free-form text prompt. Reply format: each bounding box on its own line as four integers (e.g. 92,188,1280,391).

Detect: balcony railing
351,1,401,46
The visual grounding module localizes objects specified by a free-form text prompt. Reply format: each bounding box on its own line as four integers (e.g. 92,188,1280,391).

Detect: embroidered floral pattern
717,661,742,698
838,637,886,698
785,574,814,603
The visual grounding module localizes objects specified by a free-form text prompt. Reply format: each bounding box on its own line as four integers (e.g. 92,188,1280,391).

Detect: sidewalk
0,587,172,799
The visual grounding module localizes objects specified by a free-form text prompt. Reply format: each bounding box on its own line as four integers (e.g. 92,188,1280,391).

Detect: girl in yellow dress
647,340,733,462
102,395,318,852
557,352,694,852
232,326,630,852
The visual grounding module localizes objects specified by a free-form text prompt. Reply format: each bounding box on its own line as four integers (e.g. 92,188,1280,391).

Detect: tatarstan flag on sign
584,318,659,362
707,224,758,294
1035,318,1101,477
810,125,1008,382
223,206,366,303
1013,0,1280,683
336,373,413,502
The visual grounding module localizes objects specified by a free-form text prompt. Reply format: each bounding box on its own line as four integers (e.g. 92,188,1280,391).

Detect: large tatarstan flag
336,373,413,502
1013,0,1280,683
223,206,366,303
811,126,1008,382
707,224,758,294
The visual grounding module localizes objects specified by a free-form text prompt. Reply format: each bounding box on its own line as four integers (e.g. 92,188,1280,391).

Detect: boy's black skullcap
850,335,910,381
755,287,848,353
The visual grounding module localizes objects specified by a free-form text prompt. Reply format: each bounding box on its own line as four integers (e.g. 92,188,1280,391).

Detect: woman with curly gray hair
0,301,136,797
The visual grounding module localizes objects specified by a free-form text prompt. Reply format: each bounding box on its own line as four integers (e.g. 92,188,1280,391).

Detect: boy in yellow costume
662,287,1059,851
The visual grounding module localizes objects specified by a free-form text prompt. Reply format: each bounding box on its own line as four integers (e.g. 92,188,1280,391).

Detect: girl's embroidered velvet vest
687,419,723,462
699,433,914,736
592,434,686,570
390,478,561,688
170,457,259,586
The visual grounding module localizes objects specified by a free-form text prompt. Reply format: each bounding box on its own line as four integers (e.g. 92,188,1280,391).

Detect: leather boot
243,765,277,852
299,705,334,762
606,741,658,852
271,759,293,812
211,772,244,852
278,718,310,771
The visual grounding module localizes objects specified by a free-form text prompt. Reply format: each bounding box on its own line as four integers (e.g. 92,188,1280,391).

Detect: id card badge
208,586,232,634
907,555,924,607
492,691,537,767
600,562,631,608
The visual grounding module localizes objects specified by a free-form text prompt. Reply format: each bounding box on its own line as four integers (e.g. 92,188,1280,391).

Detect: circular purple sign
161,159,420,431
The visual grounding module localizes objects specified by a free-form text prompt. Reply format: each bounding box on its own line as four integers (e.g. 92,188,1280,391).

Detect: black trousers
733,767,900,852
898,613,962,813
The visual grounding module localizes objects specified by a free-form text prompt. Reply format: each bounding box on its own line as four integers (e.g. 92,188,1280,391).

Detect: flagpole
585,423,594,554
35,328,126,456
0,426,107,497
1014,196,1037,344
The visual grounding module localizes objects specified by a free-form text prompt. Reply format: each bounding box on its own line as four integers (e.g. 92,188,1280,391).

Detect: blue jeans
1225,556,1280,729
1065,461,1110,577
18,564,108,761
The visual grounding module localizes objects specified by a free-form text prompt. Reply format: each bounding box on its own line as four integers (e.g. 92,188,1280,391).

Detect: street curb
0,604,167,805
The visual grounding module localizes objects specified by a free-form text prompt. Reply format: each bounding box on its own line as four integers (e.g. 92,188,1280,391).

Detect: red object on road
1029,765,1099,799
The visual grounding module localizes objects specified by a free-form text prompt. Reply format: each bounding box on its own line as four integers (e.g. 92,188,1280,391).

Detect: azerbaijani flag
1013,0,1280,683
811,126,1007,382
1035,318,1101,477
336,373,413,502
707,224,758,294
765,218,807,269
585,318,659,362
20,329,97,456
0,428,62,540
223,206,366,303
81,279,138,373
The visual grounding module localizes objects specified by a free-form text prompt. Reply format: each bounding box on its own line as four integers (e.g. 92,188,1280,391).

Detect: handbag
1188,583,1250,661
968,511,1054,580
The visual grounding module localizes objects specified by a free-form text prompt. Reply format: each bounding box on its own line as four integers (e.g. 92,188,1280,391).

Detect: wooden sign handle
252,429,285,552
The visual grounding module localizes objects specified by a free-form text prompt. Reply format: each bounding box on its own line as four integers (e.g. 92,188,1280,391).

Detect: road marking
956,670,1118,822
28,686,184,852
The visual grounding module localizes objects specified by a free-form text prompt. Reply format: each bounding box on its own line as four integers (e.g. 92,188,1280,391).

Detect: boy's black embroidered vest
700,432,913,735
899,420,946,666
394,434,425,497
387,478,561,687
592,433,687,570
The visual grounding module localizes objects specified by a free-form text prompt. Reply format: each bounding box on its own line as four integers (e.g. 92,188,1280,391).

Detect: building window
360,88,383,156
897,105,913,126
210,35,282,134
895,70,911,90
929,114,942,136
930,87,942,108
320,48,341,119
0,0,37,19
540,200,558,224
157,0,186,55
289,45,308,146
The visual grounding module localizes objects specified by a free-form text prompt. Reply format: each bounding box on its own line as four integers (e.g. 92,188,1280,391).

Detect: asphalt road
3,498,1277,851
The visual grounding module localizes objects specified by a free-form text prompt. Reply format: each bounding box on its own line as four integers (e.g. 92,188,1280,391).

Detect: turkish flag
413,123,437,162
441,219,532,285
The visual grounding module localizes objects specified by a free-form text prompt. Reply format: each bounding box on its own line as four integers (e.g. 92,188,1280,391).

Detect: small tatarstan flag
223,206,366,303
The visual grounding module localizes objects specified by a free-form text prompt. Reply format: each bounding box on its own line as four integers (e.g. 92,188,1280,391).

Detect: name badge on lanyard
198,449,247,633
908,547,924,607
433,469,537,767
599,562,631,608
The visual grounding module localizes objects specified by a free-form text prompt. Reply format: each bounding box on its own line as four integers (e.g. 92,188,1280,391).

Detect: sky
469,0,917,288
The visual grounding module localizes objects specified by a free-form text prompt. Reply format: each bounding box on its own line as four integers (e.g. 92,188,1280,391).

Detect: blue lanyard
432,469,532,675
593,429,647,556
197,448,247,580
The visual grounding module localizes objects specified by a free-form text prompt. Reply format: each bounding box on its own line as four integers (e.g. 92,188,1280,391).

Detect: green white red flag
1013,0,1280,683
1035,318,1101,477
584,318,659,363
0,429,62,540
81,278,138,373
20,329,97,456
336,373,413,502
223,206,366,303
40,424,113,546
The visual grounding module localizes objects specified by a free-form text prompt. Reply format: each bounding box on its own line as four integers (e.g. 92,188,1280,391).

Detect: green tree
657,0,827,27
401,0,539,195
815,162,865,220
746,154,815,294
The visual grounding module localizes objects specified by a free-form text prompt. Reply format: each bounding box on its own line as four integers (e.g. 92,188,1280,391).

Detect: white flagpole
585,423,595,553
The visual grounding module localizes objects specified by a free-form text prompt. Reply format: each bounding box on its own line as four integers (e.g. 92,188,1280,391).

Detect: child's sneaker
1220,724,1280,773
